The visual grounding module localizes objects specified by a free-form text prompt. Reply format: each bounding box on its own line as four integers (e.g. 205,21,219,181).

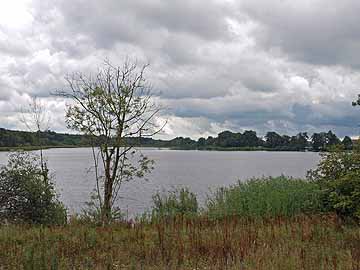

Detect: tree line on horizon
0,127,353,152
0,128,86,148
162,130,353,151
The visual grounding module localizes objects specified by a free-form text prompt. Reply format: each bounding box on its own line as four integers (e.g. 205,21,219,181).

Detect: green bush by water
0,151,67,225
308,145,360,220
206,176,321,218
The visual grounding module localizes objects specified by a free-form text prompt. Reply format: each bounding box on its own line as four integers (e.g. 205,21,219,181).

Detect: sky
1,0,360,139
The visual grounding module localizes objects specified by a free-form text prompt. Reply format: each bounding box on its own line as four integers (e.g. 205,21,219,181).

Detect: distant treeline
0,128,86,148
196,130,353,151
0,128,354,151
128,130,354,151
138,130,353,151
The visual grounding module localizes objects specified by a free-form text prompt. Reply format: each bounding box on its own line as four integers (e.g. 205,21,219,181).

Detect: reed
206,176,322,219
0,214,359,269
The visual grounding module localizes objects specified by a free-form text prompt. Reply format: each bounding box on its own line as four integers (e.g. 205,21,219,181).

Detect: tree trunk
102,158,113,224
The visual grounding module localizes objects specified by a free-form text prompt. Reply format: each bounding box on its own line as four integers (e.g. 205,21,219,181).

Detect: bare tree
20,96,50,177
58,60,164,224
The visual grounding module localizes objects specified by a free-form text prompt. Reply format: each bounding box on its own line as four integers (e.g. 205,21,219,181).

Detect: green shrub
206,176,321,218
308,145,360,220
151,187,198,219
325,171,360,219
0,151,67,225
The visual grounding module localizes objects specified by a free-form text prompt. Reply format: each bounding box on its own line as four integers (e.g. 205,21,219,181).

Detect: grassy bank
0,215,359,269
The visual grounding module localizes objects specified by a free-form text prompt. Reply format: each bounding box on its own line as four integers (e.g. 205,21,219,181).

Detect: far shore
0,145,325,152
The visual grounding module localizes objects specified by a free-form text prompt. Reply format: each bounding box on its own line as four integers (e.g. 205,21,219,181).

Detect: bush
151,187,198,219
206,176,321,219
308,145,360,220
0,151,67,225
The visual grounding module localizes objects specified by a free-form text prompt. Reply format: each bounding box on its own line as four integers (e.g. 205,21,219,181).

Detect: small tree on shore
20,96,50,178
58,60,163,224
0,151,66,225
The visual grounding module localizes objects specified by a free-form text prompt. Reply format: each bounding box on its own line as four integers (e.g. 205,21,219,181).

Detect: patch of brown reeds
0,214,359,269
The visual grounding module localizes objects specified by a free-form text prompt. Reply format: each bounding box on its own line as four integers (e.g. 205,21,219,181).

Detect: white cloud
0,0,33,29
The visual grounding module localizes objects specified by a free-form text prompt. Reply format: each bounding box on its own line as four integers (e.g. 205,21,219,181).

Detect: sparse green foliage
0,151,67,225
59,60,161,224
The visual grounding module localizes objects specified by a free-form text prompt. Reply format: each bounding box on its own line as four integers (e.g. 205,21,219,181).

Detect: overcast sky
1,0,360,139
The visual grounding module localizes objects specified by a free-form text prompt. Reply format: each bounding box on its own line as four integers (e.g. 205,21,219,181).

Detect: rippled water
0,148,321,216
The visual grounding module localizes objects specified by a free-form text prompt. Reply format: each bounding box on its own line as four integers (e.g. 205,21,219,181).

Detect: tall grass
0,215,359,269
150,187,198,219
206,176,321,218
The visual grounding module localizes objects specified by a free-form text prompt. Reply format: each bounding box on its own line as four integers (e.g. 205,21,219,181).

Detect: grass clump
151,187,198,219
206,176,321,219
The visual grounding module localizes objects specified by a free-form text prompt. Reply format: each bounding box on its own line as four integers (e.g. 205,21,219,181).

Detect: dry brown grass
0,214,359,269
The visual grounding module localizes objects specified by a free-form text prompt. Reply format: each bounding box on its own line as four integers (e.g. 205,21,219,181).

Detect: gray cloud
239,0,360,68
0,0,359,139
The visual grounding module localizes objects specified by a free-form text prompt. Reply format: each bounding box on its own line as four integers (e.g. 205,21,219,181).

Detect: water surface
0,148,321,216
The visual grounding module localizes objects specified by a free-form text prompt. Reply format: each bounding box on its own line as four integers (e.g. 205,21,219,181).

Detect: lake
0,148,321,217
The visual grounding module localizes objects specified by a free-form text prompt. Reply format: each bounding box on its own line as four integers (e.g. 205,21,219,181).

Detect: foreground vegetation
1,214,359,270
1,175,359,269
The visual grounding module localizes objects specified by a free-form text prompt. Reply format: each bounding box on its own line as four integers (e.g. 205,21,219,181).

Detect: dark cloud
32,0,233,51
0,0,360,139
239,0,360,68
